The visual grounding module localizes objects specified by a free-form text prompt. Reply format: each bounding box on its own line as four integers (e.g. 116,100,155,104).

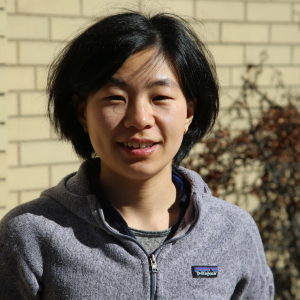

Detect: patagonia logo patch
192,266,218,278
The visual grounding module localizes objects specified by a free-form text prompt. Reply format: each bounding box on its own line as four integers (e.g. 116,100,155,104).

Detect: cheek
158,103,187,141
87,106,123,132
85,106,124,154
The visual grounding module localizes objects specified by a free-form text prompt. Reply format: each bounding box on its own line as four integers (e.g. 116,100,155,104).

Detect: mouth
122,142,157,149
118,141,159,156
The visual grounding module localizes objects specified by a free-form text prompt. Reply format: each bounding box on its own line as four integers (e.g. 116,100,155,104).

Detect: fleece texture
0,160,274,299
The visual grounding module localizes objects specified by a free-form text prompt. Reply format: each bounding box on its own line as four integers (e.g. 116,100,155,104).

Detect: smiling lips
123,142,154,149
119,140,159,156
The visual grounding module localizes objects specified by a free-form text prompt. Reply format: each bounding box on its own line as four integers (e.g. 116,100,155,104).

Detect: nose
123,96,155,130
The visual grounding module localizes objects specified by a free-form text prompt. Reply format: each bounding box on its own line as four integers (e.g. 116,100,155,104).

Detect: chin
121,161,171,180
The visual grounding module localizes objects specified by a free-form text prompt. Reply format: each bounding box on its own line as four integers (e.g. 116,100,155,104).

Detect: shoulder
209,195,258,232
178,166,261,241
0,196,70,242
200,192,264,256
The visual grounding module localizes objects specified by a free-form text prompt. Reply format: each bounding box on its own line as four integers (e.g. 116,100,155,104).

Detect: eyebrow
107,77,180,89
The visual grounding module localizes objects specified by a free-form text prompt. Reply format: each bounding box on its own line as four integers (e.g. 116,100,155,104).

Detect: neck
99,163,179,231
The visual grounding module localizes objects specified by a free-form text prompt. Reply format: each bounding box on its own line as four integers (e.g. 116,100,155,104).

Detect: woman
0,11,274,299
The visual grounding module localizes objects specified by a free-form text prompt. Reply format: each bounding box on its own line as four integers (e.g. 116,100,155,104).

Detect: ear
74,95,87,129
185,97,196,129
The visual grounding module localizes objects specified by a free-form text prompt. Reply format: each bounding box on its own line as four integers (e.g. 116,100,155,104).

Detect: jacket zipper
97,192,200,300
150,254,158,300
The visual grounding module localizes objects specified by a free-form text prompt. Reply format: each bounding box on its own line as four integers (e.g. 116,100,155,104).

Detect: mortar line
48,16,51,40
80,0,83,16
48,164,52,188
17,191,21,205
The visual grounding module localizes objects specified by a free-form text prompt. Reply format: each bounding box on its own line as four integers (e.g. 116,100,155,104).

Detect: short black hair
47,11,219,166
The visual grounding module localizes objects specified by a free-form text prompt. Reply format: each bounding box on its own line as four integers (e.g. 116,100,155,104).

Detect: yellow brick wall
0,0,300,219
0,0,8,216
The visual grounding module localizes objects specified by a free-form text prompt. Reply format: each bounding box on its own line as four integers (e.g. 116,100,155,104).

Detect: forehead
112,48,181,89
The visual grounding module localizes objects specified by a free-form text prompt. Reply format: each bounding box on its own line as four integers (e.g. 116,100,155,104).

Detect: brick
222,23,269,43
0,38,6,63
257,87,293,107
232,66,300,87
278,67,300,86
219,87,240,109
36,67,48,91
216,67,231,87
20,190,43,204
196,1,244,21
7,166,49,190
7,142,18,166
271,24,300,44
0,94,6,121
162,0,194,17
0,10,6,36
294,46,300,64
0,180,8,207
83,0,139,16
246,86,291,109
0,67,6,93
51,163,80,186
231,66,253,87
51,17,89,41
0,152,7,177
0,124,7,150
6,67,35,90
217,109,250,128
6,41,17,64
6,192,19,211
295,4,300,23
247,3,291,22
7,15,48,39
211,45,243,66
19,41,63,65
6,0,16,13
272,24,300,44
18,0,80,15
193,21,219,43
20,92,46,115
277,0,300,2
8,117,50,141
246,46,291,65
7,92,18,116
20,141,78,165
222,108,250,128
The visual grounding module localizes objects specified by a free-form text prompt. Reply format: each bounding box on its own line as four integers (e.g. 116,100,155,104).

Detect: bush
182,60,300,299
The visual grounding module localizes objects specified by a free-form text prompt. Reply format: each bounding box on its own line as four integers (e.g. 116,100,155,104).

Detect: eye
105,95,125,101
152,95,170,101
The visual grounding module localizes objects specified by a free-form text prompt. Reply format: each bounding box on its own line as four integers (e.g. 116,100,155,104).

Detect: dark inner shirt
88,163,190,245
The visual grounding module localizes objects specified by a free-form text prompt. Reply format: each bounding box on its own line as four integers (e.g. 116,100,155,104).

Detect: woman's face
78,48,194,180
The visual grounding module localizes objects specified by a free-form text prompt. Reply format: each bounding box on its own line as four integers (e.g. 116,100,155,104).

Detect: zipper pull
150,254,158,273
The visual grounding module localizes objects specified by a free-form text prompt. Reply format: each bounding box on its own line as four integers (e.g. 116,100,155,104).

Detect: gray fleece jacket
0,161,274,299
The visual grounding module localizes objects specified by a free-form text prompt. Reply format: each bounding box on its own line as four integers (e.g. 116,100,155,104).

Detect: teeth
123,142,154,148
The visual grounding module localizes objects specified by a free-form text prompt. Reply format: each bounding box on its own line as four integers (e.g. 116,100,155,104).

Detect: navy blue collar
89,168,190,237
